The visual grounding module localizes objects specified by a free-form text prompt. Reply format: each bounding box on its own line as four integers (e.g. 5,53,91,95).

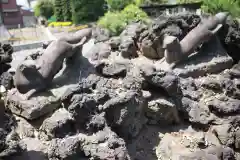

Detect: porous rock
47,134,84,160
0,71,13,90
211,124,235,147
48,127,130,160
84,42,111,61
119,23,145,59
146,98,180,125
207,96,240,115
142,69,180,96
119,36,138,58
0,106,22,159
67,92,110,127
61,74,102,106
14,116,35,139
180,97,214,125
39,108,74,140
218,18,240,63
95,61,127,78
156,129,227,160
108,36,121,50
140,38,158,59
5,89,60,120
100,90,147,140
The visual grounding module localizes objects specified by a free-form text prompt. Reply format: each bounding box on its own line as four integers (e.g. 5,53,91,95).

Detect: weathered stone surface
179,77,202,101
108,36,121,50
84,42,111,61
218,18,240,63
178,147,235,160
146,98,180,125
67,92,109,127
12,138,49,160
101,91,147,140
48,134,84,160
119,23,146,59
81,127,130,160
0,105,21,159
14,116,35,139
48,127,130,160
119,36,138,58
141,38,158,59
142,69,180,96
86,112,106,133
181,97,214,125
92,26,111,42
156,129,224,160
207,96,240,115
95,61,127,78
211,124,235,146
0,72,13,90
39,108,74,140
61,74,101,105
5,89,60,120
122,65,145,90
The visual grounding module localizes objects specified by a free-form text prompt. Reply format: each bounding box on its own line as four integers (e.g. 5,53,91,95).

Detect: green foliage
105,0,168,10
98,11,127,35
97,4,149,35
105,0,133,11
201,0,240,17
121,4,149,23
71,0,105,24
141,0,168,5
34,0,54,19
54,0,64,21
62,0,72,21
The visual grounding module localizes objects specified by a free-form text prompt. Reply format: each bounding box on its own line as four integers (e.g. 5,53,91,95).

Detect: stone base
5,89,60,120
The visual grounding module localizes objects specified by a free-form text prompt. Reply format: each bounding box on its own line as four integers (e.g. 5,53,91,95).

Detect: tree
54,0,64,21
98,4,149,35
71,0,105,24
62,0,72,21
201,0,240,17
105,0,133,11
34,0,54,19
105,0,168,11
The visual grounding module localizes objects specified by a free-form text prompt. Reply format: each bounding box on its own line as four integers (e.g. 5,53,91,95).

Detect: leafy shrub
97,12,127,35
105,0,133,11
105,0,168,10
71,0,105,24
121,4,149,23
34,0,54,19
201,0,240,17
97,4,149,35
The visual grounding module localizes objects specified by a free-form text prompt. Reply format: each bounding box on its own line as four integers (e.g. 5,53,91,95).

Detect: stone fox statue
13,29,92,100
162,12,229,66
